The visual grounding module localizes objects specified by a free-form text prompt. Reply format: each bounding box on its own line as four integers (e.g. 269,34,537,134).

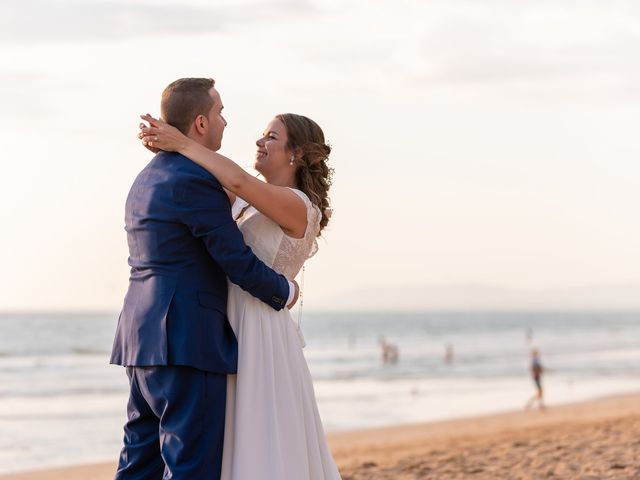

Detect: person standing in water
525,348,546,411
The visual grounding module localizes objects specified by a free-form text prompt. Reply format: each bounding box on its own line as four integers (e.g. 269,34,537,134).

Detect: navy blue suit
111,151,290,479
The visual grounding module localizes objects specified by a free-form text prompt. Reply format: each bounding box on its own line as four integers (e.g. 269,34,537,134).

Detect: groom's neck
186,132,214,151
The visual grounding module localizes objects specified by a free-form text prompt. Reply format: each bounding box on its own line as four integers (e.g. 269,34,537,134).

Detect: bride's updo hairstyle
277,113,333,235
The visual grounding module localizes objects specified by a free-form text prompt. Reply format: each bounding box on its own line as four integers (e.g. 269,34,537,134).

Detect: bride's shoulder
286,188,322,230
288,188,321,217
286,187,313,206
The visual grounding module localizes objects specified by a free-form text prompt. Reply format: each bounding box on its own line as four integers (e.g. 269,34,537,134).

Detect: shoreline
1,392,639,479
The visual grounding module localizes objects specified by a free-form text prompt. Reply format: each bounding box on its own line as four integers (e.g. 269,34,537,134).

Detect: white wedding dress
220,188,341,480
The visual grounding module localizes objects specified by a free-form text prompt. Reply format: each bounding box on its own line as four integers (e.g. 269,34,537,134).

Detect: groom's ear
194,114,208,135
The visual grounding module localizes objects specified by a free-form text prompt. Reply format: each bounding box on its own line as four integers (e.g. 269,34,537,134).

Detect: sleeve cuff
286,280,296,308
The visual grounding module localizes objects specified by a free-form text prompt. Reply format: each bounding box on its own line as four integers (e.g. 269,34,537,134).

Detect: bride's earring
289,155,295,166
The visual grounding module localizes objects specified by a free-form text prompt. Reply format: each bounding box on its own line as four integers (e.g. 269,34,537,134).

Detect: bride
139,112,341,480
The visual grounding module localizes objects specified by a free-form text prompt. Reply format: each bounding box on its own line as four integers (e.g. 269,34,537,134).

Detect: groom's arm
176,173,292,311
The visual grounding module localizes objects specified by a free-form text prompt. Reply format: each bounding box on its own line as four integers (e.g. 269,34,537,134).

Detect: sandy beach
2,393,638,480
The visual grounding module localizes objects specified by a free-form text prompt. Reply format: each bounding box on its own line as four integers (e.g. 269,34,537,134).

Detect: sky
1,0,640,311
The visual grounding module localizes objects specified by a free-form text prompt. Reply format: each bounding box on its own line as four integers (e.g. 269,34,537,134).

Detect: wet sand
2,393,638,480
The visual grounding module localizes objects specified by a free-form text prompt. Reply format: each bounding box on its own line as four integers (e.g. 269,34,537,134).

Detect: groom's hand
287,280,300,309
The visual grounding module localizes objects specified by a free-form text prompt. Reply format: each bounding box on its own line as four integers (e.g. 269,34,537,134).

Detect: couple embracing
110,77,341,479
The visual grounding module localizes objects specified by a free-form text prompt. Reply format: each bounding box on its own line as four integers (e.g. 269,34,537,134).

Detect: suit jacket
110,151,290,373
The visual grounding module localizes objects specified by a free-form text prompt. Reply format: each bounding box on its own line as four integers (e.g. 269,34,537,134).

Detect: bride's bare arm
140,115,307,238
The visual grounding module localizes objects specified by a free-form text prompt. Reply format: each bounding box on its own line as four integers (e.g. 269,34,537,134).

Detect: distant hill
308,284,640,311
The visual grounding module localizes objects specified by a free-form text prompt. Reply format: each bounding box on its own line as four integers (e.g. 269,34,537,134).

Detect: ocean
1,311,639,474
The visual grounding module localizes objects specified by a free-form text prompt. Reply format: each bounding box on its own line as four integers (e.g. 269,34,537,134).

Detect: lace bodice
231,188,321,280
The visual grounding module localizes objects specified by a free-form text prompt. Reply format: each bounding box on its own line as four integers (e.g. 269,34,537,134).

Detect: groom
110,77,298,479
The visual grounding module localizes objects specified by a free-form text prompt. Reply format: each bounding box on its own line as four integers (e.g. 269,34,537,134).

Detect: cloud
0,0,318,44
238,0,640,97
3,0,639,99
406,1,640,94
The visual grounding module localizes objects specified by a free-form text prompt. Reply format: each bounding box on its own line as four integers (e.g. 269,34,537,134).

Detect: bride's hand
138,120,160,154
138,114,189,153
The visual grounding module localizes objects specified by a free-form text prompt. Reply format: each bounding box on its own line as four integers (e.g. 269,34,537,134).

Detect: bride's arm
140,115,307,238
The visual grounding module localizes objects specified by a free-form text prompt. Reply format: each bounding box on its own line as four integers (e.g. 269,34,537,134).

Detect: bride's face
254,118,291,176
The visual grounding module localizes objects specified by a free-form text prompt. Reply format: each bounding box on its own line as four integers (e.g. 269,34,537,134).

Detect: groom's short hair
161,78,216,135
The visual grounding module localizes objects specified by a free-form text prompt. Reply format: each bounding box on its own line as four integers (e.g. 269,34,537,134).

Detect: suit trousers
114,365,226,480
